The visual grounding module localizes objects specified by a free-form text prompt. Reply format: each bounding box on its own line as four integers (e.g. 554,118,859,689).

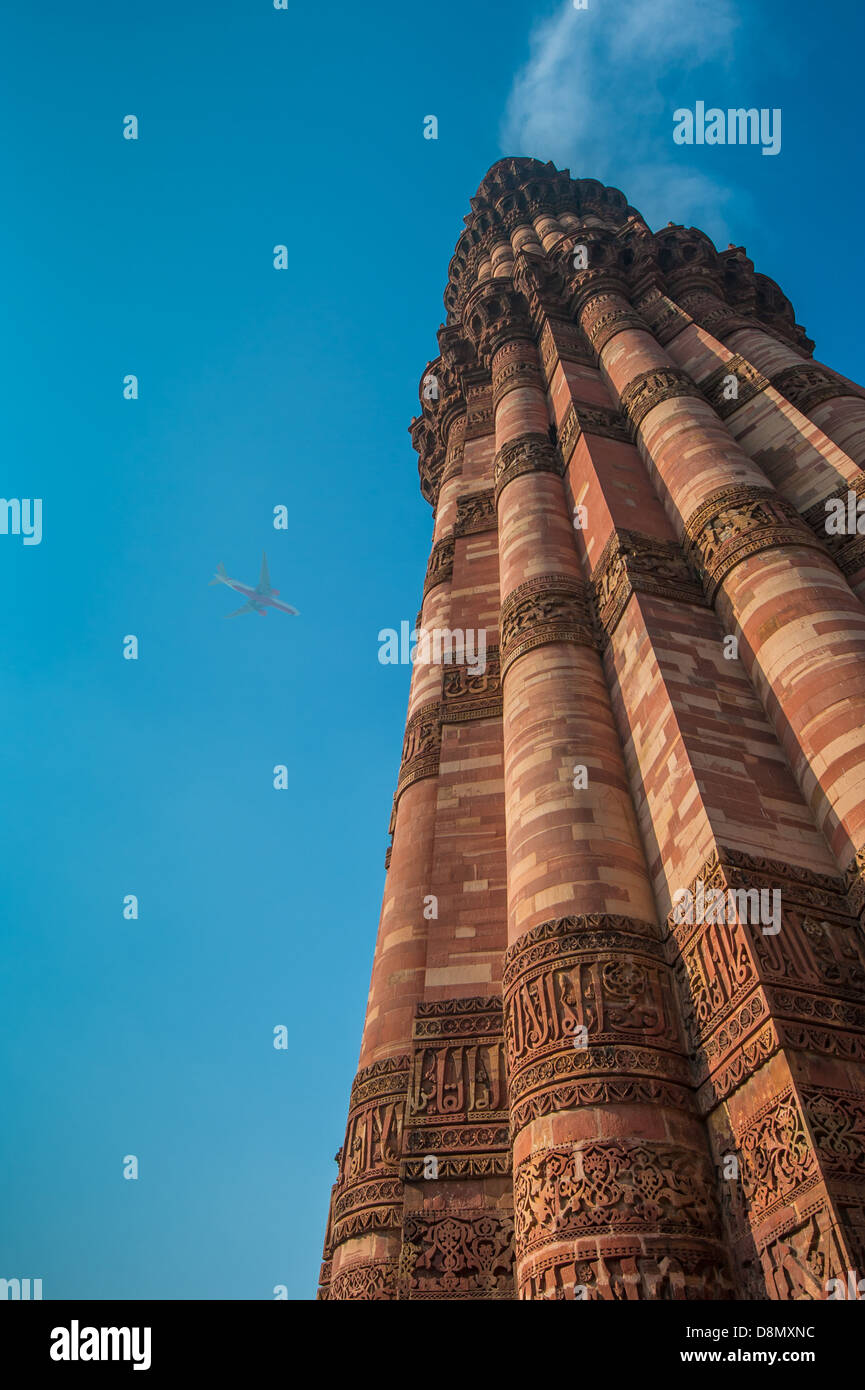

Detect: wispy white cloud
500,0,744,240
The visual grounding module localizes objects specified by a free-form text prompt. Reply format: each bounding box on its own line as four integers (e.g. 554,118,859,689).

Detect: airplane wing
258,551,271,592
224,601,257,618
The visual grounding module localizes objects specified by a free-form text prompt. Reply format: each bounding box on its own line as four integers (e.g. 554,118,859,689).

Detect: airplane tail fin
209,562,228,586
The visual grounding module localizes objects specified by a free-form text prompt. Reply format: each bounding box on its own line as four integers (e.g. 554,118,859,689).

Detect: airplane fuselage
210,553,298,617
218,577,297,613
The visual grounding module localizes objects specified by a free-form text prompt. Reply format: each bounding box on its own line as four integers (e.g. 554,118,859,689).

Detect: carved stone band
566,269,631,320
324,1260,399,1301
464,404,494,440
676,290,753,340
683,485,825,602
492,359,544,409
714,1087,822,1235
417,456,445,509
493,432,562,501
422,535,455,598
395,700,442,799
316,1258,332,1299
618,366,704,438
802,472,865,532
558,401,630,459
327,1055,409,1251
668,847,850,931
404,995,509,1184
441,648,501,724
503,912,663,994
401,1152,510,1182
518,1246,735,1301
348,1054,411,1111
582,300,647,354
591,527,707,641
513,1140,722,1252
635,290,694,347
699,354,770,419
395,663,504,802
539,317,593,373
454,488,496,537
499,574,596,675
400,1211,515,1300
463,283,532,365
802,474,865,580
330,1179,403,1247
509,1054,694,1137
440,440,465,490
502,914,688,1131
662,847,860,1112
771,363,865,414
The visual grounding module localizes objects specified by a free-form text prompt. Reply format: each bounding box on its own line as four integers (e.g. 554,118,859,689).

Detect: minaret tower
319,158,865,1301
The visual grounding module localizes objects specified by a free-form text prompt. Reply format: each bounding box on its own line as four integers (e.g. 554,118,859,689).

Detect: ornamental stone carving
617,366,704,436
395,701,442,799
326,1260,400,1301
514,1141,721,1248
591,528,706,640
499,574,596,674
699,354,771,419
683,484,824,600
454,488,496,536
635,287,694,347
558,401,631,458
493,431,562,499
422,534,455,597
403,996,509,1182
400,1212,515,1300
771,363,865,413
440,647,501,723
579,293,647,353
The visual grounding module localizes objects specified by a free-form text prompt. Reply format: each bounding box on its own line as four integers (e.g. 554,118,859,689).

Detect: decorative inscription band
493,432,562,501
499,574,596,675
618,366,704,437
422,535,455,598
683,485,825,601
591,528,707,641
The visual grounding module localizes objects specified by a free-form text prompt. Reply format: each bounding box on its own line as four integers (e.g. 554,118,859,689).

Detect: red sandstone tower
318,158,865,1301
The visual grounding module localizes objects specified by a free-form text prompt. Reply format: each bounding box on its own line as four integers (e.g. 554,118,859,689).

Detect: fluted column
575,282,865,885
467,282,732,1300
540,286,865,1295
634,284,865,604
562,275,865,1291
679,283,865,471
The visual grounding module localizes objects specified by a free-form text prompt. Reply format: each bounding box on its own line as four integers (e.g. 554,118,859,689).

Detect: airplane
209,551,299,617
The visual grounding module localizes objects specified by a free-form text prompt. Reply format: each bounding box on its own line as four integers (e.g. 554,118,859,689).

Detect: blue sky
1,0,863,1300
